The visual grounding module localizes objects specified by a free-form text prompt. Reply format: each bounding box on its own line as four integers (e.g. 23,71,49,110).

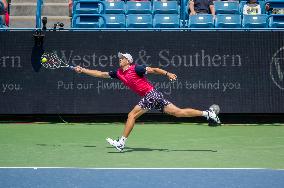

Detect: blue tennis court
0,168,283,188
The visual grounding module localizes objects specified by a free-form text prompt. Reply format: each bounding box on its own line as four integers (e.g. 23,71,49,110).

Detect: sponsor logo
270,47,284,90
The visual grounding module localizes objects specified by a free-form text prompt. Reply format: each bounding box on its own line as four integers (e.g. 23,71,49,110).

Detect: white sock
202,111,208,118
119,136,127,145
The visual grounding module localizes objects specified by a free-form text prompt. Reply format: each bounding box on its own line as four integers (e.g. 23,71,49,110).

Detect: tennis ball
209,104,220,115
41,57,47,63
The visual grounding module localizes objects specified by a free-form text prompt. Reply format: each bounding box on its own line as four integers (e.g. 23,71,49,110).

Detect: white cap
118,52,133,63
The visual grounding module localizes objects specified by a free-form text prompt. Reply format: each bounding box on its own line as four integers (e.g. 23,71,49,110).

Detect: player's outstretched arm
146,67,177,81
74,66,110,78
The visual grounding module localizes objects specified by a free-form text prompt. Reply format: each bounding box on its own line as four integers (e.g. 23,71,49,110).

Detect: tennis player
74,52,221,152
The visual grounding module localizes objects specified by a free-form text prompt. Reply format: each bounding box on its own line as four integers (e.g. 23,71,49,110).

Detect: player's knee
127,113,133,119
128,112,137,120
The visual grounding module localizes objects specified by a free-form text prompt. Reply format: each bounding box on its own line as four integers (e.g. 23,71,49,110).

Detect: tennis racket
40,52,75,70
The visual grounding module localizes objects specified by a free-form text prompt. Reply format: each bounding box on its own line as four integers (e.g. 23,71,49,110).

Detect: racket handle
68,65,75,70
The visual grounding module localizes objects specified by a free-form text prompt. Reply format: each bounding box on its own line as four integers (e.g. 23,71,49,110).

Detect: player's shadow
36,144,61,147
123,147,170,153
107,147,217,153
36,144,96,148
171,149,217,152
31,44,44,72
83,145,97,148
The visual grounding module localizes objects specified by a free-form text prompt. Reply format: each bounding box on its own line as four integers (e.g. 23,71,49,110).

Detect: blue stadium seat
0,0,5,15
126,1,152,14
214,1,240,14
153,14,180,28
242,14,268,28
188,15,214,28
72,14,105,28
126,14,152,28
104,14,126,28
73,0,105,15
153,1,179,14
104,1,125,14
0,17,3,28
269,15,284,28
239,1,265,14
215,14,242,28
184,0,189,20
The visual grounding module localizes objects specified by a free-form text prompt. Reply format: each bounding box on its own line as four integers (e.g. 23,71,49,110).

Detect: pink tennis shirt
109,64,154,96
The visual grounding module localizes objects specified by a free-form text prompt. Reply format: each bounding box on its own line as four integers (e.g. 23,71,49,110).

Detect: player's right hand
168,72,177,81
74,66,84,73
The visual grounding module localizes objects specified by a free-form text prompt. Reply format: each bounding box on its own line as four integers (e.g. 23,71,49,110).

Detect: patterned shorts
138,90,171,112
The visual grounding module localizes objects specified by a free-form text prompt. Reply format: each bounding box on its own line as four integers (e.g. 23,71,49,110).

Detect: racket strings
41,53,68,69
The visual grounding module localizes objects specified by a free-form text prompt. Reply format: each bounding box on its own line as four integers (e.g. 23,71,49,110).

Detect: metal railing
2,27,284,32
36,0,43,29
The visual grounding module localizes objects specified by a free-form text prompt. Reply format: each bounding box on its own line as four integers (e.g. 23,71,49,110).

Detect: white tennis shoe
206,109,221,126
106,138,125,152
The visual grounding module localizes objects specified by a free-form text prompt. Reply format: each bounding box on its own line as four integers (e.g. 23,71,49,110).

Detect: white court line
0,167,283,170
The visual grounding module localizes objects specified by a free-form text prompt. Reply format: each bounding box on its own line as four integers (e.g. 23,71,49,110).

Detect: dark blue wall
0,31,284,114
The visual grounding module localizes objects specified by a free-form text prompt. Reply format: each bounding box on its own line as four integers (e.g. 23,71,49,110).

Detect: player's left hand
74,66,84,73
167,73,177,81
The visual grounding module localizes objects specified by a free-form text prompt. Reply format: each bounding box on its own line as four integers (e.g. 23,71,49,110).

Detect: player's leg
106,105,147,152
123,105,148,137
164,103,220,124
163,103,203,117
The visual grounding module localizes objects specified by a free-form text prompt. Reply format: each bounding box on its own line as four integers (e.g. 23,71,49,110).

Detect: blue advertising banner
0,31,283,114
